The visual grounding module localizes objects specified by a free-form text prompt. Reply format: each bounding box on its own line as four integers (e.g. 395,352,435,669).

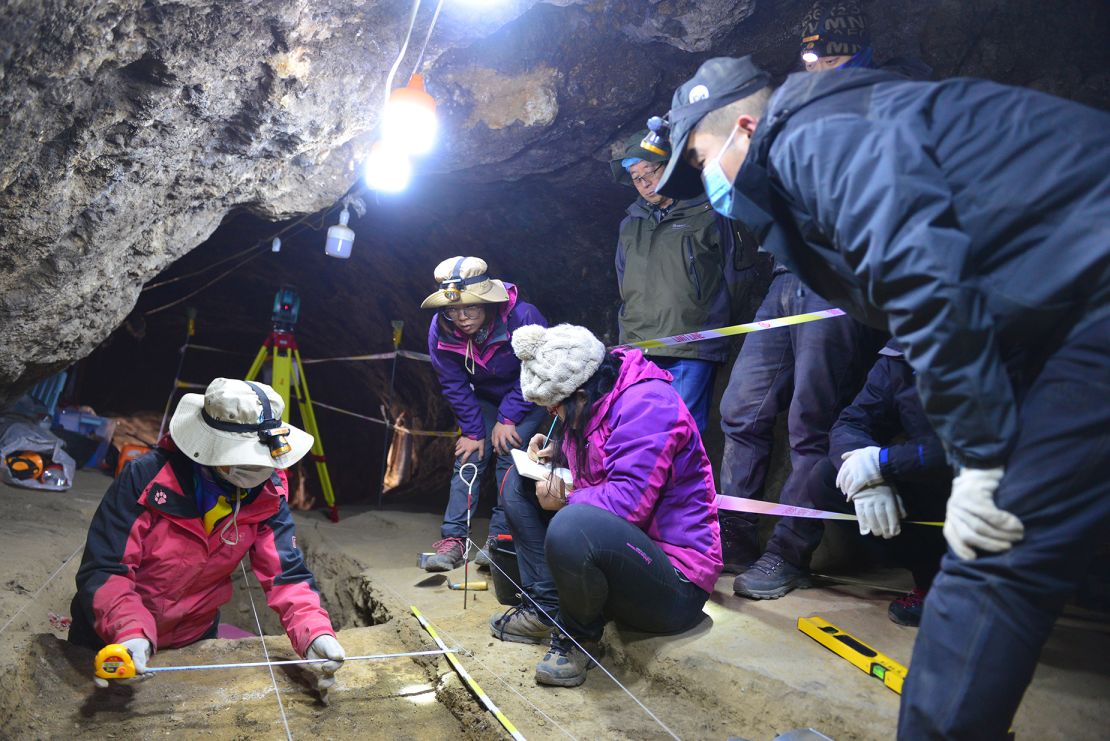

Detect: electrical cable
411,0,446,74
384,0,423,111
143,246,268,316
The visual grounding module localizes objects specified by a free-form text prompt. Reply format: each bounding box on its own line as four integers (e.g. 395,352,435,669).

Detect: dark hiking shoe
489,604,553,644
535,632,598,687
474,536,496,568
720,516,760,575
424,537,465,572
888,587,927,627
732,552,811,600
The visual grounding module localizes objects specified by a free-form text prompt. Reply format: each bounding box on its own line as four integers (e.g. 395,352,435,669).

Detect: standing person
610,129,763,434
829,340,951,627
656,54,1110,740
69,378,345,694
492,323,721,688
421,257,548,572
655,57,879,591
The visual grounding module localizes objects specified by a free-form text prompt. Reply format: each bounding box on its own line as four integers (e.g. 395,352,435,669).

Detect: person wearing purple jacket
491,323,721,687
420,257,548,571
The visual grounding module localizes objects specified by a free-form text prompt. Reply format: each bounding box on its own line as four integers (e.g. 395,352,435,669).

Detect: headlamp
640,115,670,156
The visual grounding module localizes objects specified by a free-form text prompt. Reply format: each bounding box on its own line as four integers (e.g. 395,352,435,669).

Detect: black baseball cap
654,56,771,200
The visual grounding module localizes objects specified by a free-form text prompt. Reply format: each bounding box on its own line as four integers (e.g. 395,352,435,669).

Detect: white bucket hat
169,378,314,468
420,256,510,309
512,324,607,407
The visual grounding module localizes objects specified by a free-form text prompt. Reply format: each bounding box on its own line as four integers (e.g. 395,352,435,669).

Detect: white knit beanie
512,324,607,407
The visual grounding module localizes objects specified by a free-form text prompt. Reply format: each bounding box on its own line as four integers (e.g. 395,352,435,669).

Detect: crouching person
68,378,344,693
499,324,722,687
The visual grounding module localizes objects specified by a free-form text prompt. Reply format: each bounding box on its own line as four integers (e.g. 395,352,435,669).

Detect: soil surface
2,470,1108,740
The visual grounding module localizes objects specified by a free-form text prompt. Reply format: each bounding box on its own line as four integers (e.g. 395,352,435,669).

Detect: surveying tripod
246,288,339,522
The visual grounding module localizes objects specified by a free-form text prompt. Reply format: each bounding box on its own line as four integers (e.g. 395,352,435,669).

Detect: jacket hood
586,348,672,436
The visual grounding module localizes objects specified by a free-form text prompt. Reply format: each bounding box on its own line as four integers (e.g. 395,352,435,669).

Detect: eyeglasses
631,163,664,188
442,305,483,321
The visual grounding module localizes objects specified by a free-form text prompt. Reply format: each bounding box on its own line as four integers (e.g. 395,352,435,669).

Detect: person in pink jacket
490,323,722,687
68,378,344,694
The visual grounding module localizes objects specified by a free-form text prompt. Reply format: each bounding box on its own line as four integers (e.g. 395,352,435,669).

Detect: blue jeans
441,401,546,540
651,357,718,434
719,272,879,564
899,316,1110,739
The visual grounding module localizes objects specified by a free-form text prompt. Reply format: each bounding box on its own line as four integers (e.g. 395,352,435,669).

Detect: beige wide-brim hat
420,256,510,309
169,378,314,468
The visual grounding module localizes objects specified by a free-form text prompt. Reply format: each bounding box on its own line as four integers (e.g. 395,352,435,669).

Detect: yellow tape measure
797,616,907,694
94,643,138,679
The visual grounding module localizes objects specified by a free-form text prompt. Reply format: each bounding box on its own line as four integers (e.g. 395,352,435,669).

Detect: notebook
510,448,573,486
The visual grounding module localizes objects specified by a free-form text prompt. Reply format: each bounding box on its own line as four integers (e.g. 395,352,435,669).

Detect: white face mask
217,465,275,489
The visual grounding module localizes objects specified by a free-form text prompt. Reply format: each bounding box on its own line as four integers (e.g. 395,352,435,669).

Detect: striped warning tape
717,495,943,527
619,308,847,350
411,605,526,741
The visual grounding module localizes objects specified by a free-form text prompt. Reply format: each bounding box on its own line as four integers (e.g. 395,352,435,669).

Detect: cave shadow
414,574,447,588
607,612,715,670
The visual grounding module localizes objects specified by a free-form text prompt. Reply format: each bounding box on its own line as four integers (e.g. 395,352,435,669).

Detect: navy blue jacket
731,69,1110,468
829,347,948,487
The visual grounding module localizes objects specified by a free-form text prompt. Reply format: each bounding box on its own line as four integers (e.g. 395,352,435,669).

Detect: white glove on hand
306,634,346,693
837,447,884,497
94,636,152,688
849,485,906,539
944,466,1023,560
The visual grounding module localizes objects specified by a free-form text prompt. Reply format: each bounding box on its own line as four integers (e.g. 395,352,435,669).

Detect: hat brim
169,394,314,468
655,122,709,201
420,279,510,309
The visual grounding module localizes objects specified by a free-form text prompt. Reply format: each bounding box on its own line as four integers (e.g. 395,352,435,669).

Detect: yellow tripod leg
245,343,269,383
797,616,907,694
292,348,338,521
269,345,293,414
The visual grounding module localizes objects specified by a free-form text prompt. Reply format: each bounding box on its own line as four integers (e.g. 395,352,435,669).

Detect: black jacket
731,69,1110,467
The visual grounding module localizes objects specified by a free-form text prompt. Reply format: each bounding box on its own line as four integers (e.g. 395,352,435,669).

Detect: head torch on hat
200,382,292,460
799,1,869,63
420,256,510,309
609,128,671,186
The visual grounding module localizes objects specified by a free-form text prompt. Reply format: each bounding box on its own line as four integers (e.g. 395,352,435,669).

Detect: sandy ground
1,470,1108,740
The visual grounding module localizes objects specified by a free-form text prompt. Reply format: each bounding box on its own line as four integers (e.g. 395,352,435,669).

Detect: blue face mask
702,125,741,218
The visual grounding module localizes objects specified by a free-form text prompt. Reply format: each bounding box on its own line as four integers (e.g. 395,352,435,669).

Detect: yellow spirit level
797,616,907,694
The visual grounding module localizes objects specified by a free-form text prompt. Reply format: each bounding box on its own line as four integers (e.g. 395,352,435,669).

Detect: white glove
837,447,884,497
94,636,152,688
306,634,346,693
944,467,1023,560
849,485,906,539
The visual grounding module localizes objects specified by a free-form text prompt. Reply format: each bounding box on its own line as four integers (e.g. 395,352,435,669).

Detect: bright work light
364,141,413,193
382,74,438,155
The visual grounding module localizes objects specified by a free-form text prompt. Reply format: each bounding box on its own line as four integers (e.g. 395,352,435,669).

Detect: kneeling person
69,378,344,692
494,324,722,687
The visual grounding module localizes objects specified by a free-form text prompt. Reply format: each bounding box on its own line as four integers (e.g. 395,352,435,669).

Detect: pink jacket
566,349,722,592
73,444,334,656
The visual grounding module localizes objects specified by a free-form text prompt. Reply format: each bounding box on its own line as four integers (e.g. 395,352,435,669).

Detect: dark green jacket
616,195,761,362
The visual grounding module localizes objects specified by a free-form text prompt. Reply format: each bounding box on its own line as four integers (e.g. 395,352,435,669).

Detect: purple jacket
565,348,722,593
428,283,547,440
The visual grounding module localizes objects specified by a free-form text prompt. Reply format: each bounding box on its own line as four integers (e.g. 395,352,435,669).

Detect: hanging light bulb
364,141,413,193
325,206,355,258
382,73,438,155
271,237,282,253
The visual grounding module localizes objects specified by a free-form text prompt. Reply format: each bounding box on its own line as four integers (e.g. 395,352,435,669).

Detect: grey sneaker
535,632,597,687
424,537,465,572
489,605,553,644
474,536,495,568
732,552,810,600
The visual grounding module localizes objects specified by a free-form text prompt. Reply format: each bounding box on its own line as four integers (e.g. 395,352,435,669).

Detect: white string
383,0,423,110
0,543,84,638
458,463,479,610
470,537,682,741
239,561,294,741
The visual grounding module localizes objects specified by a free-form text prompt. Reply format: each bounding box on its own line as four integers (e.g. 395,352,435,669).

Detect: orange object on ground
115,444,151,477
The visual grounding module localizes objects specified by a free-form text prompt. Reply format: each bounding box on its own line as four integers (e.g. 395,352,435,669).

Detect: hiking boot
474,536,496,568
888,587,927,627
489,604,553,644
732,552,810,600
424,537,465,572
720,515,760,575
535,631,598,687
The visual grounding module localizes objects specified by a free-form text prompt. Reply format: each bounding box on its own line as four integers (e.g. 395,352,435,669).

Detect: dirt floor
1,471,1108,740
